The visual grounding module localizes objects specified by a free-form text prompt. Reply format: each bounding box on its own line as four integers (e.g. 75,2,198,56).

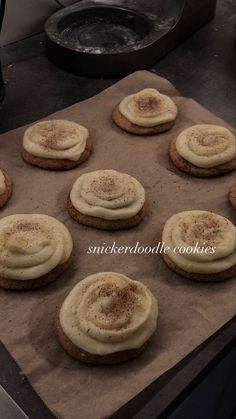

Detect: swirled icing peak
118,88,177,127
60,272,158,355
176,125,236,168
23,119,89,161
70,169,145,220
162,210,236,274
0,214,73,280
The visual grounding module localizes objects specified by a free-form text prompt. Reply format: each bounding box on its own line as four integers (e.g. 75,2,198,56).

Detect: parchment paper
0,71,235,419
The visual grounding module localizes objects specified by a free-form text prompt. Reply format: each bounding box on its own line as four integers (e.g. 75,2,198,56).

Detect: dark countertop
1,0,236,134
0,0,235,418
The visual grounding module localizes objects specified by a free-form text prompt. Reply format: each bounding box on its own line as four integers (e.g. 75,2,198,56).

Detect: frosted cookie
56,272,158,364
0,169,12,208
229,185,236,210
68,169,146,230
112,88,177,135
22,119,92,170
169,125,236,177
0,214,73,290
161,210,236,281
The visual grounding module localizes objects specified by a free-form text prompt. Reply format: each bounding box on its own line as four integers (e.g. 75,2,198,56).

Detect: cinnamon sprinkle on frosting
59,272,158,355
135,95,160,113
38,123,77,148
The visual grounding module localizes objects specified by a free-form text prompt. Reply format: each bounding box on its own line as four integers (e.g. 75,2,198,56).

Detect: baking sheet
0,71,235,419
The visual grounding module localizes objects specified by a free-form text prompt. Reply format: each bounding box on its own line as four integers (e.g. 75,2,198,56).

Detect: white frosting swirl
70,170,145,220
176,125,236,168
0,170,6,195
118,88,177,127
163,210,236,274
0,214,73,280
23,120,89,161
60,272,158,355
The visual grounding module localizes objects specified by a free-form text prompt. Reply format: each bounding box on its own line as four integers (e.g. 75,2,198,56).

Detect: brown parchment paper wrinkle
0,71,235,419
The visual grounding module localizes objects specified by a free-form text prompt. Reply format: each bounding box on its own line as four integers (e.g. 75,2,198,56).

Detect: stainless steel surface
0,385,29,419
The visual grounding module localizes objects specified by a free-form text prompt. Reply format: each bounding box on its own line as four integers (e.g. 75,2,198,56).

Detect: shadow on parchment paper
55,182,73,218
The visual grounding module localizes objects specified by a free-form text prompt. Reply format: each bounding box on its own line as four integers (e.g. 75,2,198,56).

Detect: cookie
162,210,236,282
56,272,158,364
68,169,146,230
0,214,73,290
112,88,177,135
169,125,236,177
22,119,92,170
